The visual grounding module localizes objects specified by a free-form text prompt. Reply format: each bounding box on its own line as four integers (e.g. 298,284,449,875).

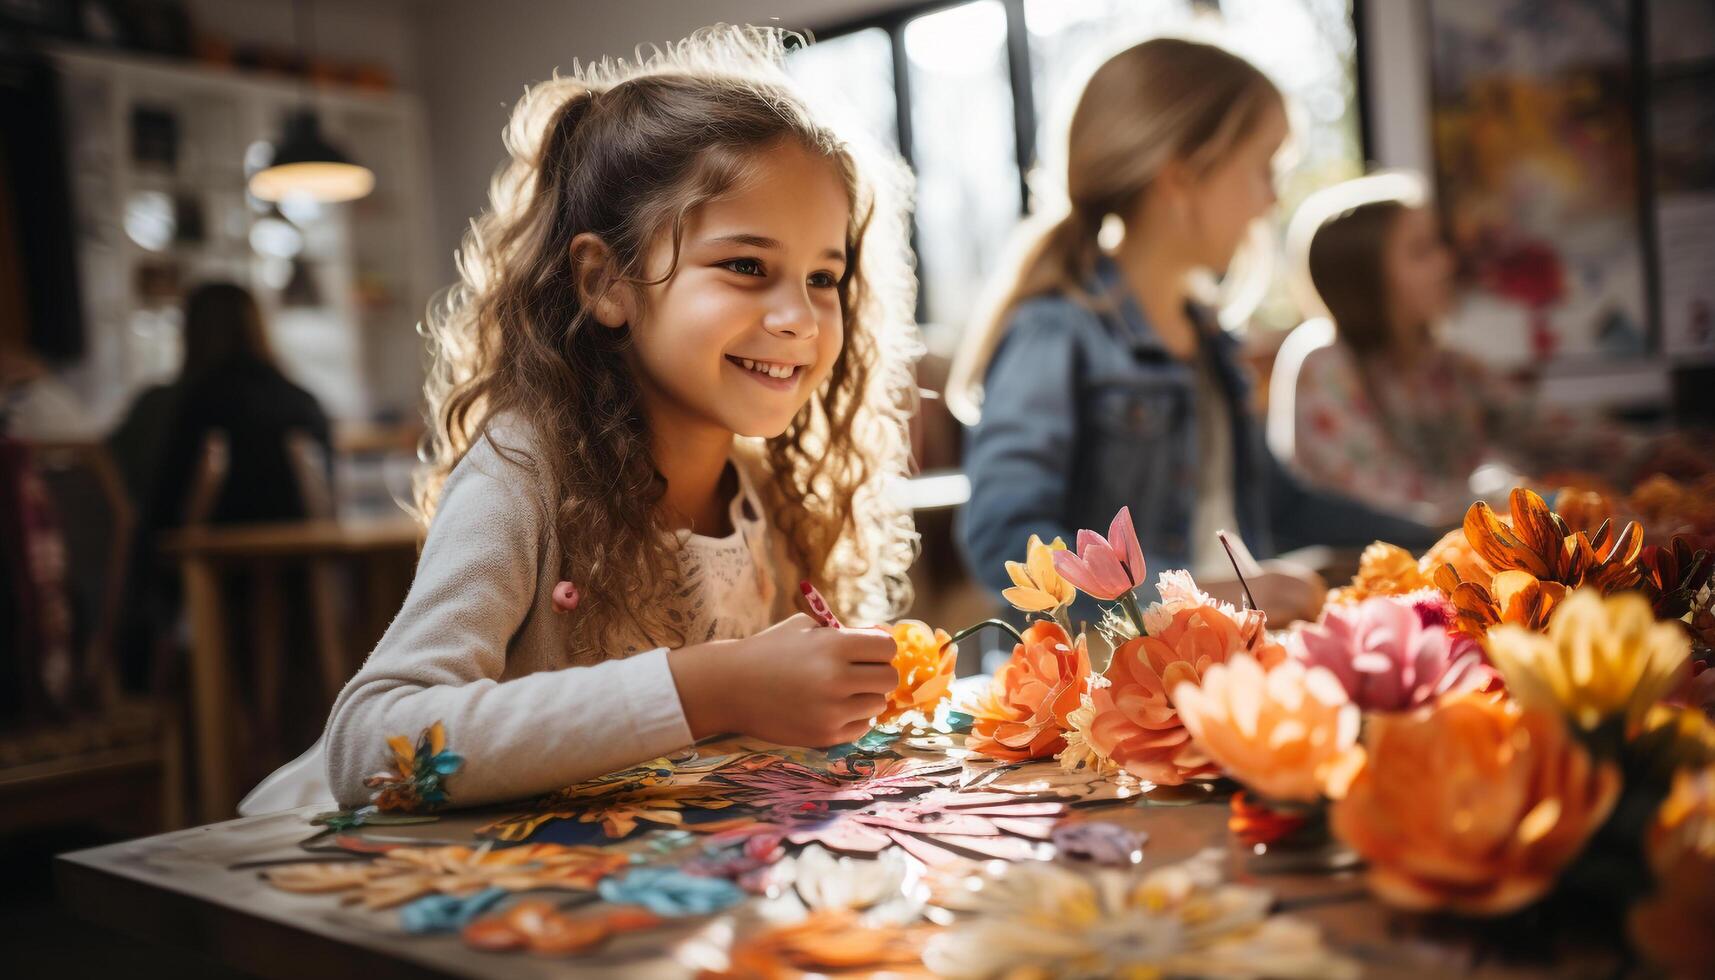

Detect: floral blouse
1284,337,1592,525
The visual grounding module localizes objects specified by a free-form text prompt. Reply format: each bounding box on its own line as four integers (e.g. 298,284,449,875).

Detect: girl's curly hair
415,26,920,657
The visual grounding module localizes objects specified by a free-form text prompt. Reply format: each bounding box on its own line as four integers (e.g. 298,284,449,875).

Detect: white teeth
732,356,795,380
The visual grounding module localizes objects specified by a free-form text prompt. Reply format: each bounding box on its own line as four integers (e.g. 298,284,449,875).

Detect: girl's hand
669,614,898,746
1247,560,1326,626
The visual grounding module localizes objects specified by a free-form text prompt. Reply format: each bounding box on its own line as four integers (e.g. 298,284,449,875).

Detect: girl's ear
570,232,630,329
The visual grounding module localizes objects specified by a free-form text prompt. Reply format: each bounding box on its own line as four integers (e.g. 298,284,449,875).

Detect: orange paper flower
1326,542,1434,605
1464,488,1644,592
879,620,957,726
967,621,1090,761
1421,526,1493,587
1084,605,1250,786
1629,765,1715,979
1173,655,1362,803
1331,695,1620,915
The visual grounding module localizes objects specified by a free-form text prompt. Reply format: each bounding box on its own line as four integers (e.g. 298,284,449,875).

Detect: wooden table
56,790,1608,979
162,517,422,823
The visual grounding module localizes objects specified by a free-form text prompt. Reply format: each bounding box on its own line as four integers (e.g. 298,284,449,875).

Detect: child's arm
321,441,693,809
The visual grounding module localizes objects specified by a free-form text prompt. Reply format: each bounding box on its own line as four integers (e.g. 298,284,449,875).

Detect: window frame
799,0,1371,323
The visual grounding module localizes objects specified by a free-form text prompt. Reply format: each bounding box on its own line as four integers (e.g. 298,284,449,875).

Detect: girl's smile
725,354,808,389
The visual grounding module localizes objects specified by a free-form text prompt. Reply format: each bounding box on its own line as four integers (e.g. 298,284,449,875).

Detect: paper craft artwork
261,843,629,909
478,771,747,841
923,849,1358,979
786,790,1065,868
462,900,664,956
365,721,464,812
701,910,937,978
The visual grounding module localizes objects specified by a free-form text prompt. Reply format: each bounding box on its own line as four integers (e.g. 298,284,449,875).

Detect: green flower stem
1120,590,1148,637
949,618,1027,650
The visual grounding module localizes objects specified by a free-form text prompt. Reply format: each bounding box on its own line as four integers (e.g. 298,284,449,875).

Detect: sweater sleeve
322,441,694,809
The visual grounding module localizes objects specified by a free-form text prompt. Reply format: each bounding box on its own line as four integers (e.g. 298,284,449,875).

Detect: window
791,0,1363,335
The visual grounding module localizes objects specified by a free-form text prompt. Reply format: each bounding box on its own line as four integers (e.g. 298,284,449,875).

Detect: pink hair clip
551,581,581,613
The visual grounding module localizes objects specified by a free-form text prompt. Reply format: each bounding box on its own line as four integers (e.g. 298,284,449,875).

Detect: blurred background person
1269,174,1648,526
109,282,330,690
949,38,1434,630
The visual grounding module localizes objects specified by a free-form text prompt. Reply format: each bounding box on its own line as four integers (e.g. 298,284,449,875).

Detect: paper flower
1629,765,1715,979
1002,534,1075,614
1049,820,1146,865
1228,791,1311,848
1330,695,1620,915
1326,541,1434,605
966,621,1090,762
784,844,913,914
1484,589,1690,737
704,910,935,978
1082,605,1250,786
1438,567,1566,639
1421,525,1492,586
785,790,1064,868
1638,535,1714,622
399,887,507,935
878,620,957,726
478,767,744,841
1464,488,1644,592
1173,655,1362,803
1052,506,1147,601
1056,694,1116,773
364,721,464,812
1139,571,1282,668
263,843,629,909
1634,704,1715,771
597,867,745,917
1289,595,1500,712
923,849,1357,979
462,899,662,956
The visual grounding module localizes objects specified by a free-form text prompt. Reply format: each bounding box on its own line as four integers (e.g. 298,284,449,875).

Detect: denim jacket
958,256,1435,621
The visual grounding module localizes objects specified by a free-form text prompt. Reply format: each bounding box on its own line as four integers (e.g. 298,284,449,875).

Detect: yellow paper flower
1629,766,1715,979
1173,655,1363,803
1327,541,1434,605
1002,534,1074,614
1484,589,1690,737
879,620,957,725
1330,695,1620,915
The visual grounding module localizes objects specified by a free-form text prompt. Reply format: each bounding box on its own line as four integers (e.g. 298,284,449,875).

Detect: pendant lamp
248,0,374,203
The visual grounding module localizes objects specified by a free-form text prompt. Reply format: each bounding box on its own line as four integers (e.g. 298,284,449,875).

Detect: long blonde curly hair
415,26,920,655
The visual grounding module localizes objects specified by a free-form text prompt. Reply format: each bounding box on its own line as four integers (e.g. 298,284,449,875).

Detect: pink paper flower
1289,595,1500,712
1052,507,1147,602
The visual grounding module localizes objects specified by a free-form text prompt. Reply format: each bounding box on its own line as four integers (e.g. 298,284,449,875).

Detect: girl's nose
763,286,818,339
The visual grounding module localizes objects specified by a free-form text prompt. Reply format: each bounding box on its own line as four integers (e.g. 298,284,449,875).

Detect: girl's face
1384,205,1454,340
1185,100,1288,273
628,141,850,441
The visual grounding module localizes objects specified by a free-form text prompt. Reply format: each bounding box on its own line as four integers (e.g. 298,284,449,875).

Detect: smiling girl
265,28,921,810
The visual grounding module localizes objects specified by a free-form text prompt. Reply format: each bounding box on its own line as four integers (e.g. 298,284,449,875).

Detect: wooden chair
0,440,186,837
175,428,349,813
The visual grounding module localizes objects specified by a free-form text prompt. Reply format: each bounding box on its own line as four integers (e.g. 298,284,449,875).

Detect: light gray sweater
315,427,796,809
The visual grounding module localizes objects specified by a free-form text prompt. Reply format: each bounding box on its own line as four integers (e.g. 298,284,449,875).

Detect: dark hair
181,282,273,380
1306,199,1408,359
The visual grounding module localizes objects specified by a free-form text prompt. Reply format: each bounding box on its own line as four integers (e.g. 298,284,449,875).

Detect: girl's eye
808,271,839,289
723,258,765,277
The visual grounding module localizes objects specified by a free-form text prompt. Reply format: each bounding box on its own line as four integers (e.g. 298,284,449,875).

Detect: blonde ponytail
946,37,1281,425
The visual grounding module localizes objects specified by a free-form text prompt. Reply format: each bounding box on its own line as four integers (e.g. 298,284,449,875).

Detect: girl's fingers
833,717,874,743
843,663,900,693
843,692,888,717
839,630,899,663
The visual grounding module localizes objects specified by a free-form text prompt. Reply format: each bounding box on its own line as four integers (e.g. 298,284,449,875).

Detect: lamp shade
248,109,374,203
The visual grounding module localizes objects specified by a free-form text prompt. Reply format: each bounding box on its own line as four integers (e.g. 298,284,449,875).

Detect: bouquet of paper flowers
956,489,1715,974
